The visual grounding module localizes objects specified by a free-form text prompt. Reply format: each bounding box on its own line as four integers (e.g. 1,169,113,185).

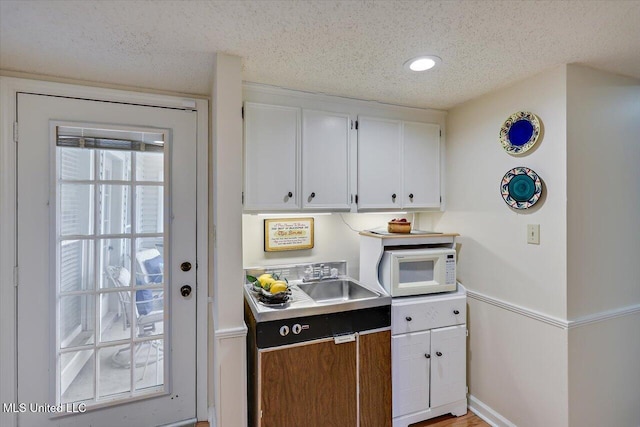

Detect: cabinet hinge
13,122,18,143
355,194,358,204
241,106,244,119
439,129,442,137
440,196,442,203
13,265,19,287
355,120,358,130
466,386,469,395
242,191,244,205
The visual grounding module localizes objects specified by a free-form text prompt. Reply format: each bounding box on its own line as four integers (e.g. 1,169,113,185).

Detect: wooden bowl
388,221,411,233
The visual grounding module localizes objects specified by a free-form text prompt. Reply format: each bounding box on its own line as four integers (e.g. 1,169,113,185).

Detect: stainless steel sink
297,279,380,303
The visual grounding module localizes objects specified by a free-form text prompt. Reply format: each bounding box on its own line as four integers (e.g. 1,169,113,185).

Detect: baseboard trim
467,289,640,330
468,395,515,427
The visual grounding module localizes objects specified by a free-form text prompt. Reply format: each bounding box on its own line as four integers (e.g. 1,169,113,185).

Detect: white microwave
379,248,456,297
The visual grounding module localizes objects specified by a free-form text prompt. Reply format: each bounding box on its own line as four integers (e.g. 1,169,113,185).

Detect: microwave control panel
445,254,456,284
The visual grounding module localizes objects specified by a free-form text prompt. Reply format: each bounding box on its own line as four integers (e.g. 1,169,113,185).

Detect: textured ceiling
1,0,639,109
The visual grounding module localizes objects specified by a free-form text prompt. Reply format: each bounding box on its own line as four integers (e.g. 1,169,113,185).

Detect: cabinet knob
405,316,412,321
453,309,460,315
310,192,316,198
436,351,443,357
425,353,430,359
392,193,397,200
287,191,293,198
409,193,414,199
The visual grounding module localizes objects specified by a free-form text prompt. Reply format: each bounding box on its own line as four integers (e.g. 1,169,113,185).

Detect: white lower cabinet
391,291,467,427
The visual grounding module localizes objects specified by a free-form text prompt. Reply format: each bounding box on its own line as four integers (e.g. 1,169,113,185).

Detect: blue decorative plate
501,167,542,209
499,111,541,155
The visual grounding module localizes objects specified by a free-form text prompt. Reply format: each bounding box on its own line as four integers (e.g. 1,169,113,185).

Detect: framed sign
264,217,314,252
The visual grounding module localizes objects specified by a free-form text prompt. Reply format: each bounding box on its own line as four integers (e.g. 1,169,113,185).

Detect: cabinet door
403,121,441,208
430,325,466,408
357,116,402,209
259,339,357,427
392,330,431,418
359,330,392,427
244,103,299,210
301,110,350,210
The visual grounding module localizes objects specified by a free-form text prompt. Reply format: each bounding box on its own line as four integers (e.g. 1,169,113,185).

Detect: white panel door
357,116,402,210
301,109,350,210
16,93,197,427
243,102,300,210
391,331,431,418
403,121,441,208
430,325,467,408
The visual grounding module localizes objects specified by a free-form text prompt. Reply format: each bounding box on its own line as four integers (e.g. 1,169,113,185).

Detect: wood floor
195,411,489,427
411,411,490,427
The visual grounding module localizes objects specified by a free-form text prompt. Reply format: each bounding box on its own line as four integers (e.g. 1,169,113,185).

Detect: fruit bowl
388,218,411,233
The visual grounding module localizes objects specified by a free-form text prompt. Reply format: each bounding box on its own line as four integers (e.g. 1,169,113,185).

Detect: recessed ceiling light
404,55,442,72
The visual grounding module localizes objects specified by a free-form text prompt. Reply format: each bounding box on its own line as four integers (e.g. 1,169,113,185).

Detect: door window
55,125,168,406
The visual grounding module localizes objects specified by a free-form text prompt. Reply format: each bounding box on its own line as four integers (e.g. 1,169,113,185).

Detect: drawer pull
436,351,443,357
405,316,412,321
453,310,460,315
424,353,430,359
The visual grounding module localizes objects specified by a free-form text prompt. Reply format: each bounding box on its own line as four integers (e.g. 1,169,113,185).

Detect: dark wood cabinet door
260,338,357,427
359,330,392,427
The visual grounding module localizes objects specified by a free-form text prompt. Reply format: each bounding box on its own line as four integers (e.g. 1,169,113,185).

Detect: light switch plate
527,224,540,244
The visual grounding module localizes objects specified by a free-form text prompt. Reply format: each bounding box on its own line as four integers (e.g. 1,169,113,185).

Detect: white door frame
0,77,209,427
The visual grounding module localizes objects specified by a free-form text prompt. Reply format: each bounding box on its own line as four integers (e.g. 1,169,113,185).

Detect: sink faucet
302,263,339,282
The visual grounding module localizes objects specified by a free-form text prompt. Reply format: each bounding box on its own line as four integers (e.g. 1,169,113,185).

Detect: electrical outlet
527,224,540,244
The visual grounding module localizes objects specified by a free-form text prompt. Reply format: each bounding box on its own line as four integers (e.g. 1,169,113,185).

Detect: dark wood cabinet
359,330,392,427
246,313,391,427
260,338,357,427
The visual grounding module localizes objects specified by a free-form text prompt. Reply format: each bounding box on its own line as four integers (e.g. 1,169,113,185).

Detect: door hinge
350,120,354,130
355,120,358,130
242,191,244,205
355,194,358,204
241,106,244,119
440,129,442,137
13,122,18,143
466,329,469,337
13,266,19,287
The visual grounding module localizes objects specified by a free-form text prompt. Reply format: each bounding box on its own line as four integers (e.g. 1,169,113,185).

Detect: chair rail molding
467,288,640,329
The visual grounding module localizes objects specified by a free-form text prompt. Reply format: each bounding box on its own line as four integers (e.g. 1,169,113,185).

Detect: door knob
409,193,414,199
405,316,412,321
436,351,443,357
180,262,192,272
180,285,192,297
392,193,397,200
310,192,316,198
453,309,460,315
425,353,430,359
287,191,293,198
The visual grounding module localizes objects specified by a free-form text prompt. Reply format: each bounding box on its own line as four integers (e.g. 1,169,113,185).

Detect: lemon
270,281,288,294
258,273,274,288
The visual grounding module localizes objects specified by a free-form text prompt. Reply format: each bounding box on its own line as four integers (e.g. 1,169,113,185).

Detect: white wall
467,299,568,426
243,213,433,279
566,65,640,318
433,66,570,426
565,65,640,427
210,53,247,427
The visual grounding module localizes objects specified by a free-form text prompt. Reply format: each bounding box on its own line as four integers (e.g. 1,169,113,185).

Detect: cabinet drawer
392,295,465,334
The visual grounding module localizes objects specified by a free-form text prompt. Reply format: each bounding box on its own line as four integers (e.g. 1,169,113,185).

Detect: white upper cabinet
301,110,351,210
243,103,300,211
358,116,441,210
357,116,402,210
403,121,441,208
